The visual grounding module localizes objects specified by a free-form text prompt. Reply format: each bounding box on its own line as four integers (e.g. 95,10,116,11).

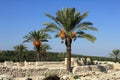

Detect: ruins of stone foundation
0,58,120,80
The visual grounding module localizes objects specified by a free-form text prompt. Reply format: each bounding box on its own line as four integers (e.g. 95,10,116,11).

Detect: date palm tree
14,44,27,62
23,29,51,61
110,49,120,62
41,44,51,61
44,8,97,72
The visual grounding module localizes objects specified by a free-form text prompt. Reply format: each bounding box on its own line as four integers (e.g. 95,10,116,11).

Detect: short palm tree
23,29,51,61
44,8,97,72
14,44,27,62
40,44,51,61
110,49,120,62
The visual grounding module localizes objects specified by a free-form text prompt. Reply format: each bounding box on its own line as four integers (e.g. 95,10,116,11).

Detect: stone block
4,61,13,67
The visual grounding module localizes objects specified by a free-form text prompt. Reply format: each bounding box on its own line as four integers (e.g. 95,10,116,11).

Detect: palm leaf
55,33,60,38
45,13,62,27
44,22,61,32
23,29,51,43
78,33,96,43
74,22,98,31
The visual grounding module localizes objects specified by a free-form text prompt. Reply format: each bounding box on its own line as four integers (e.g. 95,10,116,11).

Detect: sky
0,0,120,57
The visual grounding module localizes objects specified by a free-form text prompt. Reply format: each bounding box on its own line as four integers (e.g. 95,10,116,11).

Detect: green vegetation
40,44,51,61
110,49,120,62
44,8,97,72
0,50,116,62
13,44,27,62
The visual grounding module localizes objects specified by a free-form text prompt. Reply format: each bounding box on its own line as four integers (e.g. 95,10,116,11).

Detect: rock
86,58,93,65
93,60,98,65
71,58,79,66
74,59,81,66
0,74,13,80
79,61,85,66
4,61,14,67
72,65,107,74
113,63,120,70
61,75,72,80
80,58,86,65
102,64,113,70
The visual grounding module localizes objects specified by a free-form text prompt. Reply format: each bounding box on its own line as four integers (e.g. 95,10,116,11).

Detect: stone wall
0,61,69,78
0,66,70,77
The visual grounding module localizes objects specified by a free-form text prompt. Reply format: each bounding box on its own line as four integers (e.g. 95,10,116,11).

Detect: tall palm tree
110,49,120,62
23,29,51,61
14,44,27,62
40,44,51,61
44,8,97,72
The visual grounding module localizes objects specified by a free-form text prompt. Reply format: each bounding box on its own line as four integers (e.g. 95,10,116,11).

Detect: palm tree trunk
65,38,72,72
115,56,118,63
36,46,40,61
42,50,46,61
37,50,40,61
19,52,22,62
40,51,42,61
20,52,23,62
66,44,72,72
19,53,21,62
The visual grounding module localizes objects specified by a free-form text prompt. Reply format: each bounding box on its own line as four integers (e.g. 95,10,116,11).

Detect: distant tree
13,44,27,62
23,29,51,61
23,50,36,62
44,8,97,72
110,49,120,62
57,52,66,60
41,44,51,61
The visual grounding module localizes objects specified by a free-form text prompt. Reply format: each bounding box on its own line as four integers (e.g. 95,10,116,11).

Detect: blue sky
0,0,120,57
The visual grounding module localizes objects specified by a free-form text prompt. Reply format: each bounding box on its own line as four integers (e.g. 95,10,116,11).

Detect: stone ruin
0,58,120,80
65,57,93,66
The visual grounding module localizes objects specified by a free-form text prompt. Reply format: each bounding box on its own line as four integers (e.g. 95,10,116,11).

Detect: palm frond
80,12,88,20
14,44,27,52
74,22,98,31
112,49,120,56
55,33,60,38
23,34,33,43
23,29,51,43
41,40,48,42
45,13,61,27
78,33,96,43
76,31,85,34
44,22,61,32
109,53,115,58
73,12,88,27
41,44,51,50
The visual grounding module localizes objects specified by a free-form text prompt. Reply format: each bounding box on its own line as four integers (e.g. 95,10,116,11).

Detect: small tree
41,44,51,61
14,44,27,62
110,49,120,62
23,29,51,61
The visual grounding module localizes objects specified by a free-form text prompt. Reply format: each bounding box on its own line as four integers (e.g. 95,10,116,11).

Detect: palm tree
110,49,120,62
14,44,27,62
40,44,51,61
23,29,51,61
44,8,97,72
